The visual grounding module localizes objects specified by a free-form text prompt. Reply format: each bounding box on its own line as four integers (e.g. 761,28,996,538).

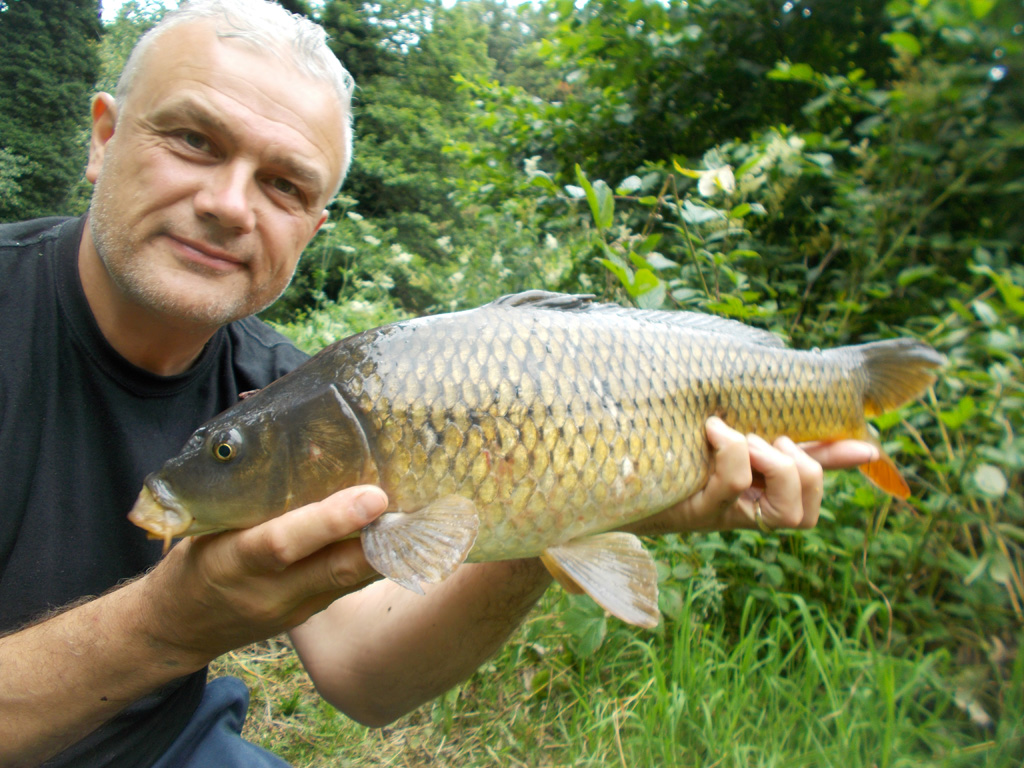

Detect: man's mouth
166,234,246,274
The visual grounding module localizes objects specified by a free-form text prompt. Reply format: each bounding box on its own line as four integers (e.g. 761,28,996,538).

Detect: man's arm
290,417,880,727
0,487,387,768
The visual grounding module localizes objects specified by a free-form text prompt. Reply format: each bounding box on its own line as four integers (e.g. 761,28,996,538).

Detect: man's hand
136,485,388,667
628,416,879,535
0,485,387,767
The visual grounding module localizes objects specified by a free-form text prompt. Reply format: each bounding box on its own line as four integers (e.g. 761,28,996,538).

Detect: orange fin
856,427,912,499
859,455,910,499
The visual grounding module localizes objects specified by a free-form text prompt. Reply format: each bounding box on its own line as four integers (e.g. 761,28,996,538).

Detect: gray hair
116,0,355,192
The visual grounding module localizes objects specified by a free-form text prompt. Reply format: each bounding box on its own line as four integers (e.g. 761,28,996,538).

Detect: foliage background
3,0,1022,764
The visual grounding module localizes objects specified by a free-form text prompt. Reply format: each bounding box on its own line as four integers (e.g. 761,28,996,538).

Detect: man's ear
85,93,118,185
314,209,329,234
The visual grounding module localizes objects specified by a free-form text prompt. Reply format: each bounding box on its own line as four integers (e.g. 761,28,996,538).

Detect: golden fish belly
335,306,867,562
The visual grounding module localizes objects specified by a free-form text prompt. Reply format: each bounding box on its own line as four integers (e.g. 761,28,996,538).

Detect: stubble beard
87,179,290,330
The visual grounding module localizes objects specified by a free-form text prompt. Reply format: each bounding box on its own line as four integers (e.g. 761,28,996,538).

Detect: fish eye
213,443,235,461
210,428,242,462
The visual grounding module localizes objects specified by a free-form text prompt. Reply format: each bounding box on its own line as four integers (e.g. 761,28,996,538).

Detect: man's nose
194,163,257,233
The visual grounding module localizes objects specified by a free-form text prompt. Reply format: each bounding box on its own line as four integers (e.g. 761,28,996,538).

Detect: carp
129,292,944,627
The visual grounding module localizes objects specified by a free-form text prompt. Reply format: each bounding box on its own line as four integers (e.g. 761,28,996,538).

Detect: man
0,1,878,766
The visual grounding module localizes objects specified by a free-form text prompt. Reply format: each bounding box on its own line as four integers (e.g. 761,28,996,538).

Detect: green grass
211,582,1023,767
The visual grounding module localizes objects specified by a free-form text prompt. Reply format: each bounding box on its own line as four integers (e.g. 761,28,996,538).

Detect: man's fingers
747,433,804,529
799,439,879,470
772,437,824,529
237,486,388,573
704,416,753,512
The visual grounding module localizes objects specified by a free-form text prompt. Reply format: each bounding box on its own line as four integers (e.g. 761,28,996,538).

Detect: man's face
85,20,346,329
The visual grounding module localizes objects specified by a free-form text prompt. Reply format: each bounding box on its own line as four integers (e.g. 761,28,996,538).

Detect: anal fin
542,533,659,628
362,496,479,594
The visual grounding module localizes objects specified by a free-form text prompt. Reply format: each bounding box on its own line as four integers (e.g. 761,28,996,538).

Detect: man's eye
269,177,299,196
179,131,212,152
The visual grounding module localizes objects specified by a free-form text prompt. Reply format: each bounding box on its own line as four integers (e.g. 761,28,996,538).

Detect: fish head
128,381,376,545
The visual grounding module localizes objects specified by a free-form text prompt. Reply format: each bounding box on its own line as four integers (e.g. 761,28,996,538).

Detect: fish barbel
129,292,944,627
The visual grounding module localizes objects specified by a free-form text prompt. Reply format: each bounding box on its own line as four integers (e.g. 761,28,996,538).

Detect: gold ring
754,499,773,534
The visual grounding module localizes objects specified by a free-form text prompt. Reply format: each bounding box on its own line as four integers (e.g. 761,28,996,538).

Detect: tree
272,0,497,317
319,0,400,83
0,0,101,221
467,0,897,185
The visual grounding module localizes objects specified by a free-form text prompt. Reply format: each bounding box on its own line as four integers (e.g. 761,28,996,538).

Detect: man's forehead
125,19,347,197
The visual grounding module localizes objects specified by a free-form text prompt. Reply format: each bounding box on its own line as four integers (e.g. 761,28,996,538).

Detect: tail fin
857,339,945,417
850,339,944,498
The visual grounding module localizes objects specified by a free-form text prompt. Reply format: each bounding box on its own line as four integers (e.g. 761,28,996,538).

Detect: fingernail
775,436,797,452
353,487,387,523
706,416,732,445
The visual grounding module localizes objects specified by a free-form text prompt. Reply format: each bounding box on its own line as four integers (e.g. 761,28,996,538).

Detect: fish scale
335,303,849,560
128,292,944,627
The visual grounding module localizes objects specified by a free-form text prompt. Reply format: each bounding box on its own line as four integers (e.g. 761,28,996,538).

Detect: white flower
697,166,736,197
449,271,465,285
389,245,413,265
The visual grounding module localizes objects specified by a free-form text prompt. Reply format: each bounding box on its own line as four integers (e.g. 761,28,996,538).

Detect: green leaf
530,174,559,194
897,265,938,287
576,165,614,230
768,61,817,82
965,555,989,585
972,299,999,326
680,200,722,225
593,180,615,229
882,31,922,56
563,597,608,657
632,268,661,294
939,396,976,429
634,278,667,311
599,257,633,290
644,252,678,271
972,264,1024,317
969,0,997,18
633,233,663,256
658,585,685,621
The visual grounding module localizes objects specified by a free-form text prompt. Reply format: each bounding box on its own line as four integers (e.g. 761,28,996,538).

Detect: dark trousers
151,677,291,767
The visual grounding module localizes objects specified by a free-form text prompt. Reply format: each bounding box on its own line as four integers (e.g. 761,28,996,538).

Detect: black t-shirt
0,217,309,767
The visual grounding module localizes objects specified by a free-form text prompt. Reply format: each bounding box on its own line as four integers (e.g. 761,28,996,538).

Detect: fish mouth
127,476,194,552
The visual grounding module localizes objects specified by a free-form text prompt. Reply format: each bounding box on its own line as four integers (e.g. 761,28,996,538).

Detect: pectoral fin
541,533,660,628
362,496,479,594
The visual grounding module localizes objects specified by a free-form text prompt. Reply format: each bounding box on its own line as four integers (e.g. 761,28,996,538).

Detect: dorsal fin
488,291,788,348
490,290,597,310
